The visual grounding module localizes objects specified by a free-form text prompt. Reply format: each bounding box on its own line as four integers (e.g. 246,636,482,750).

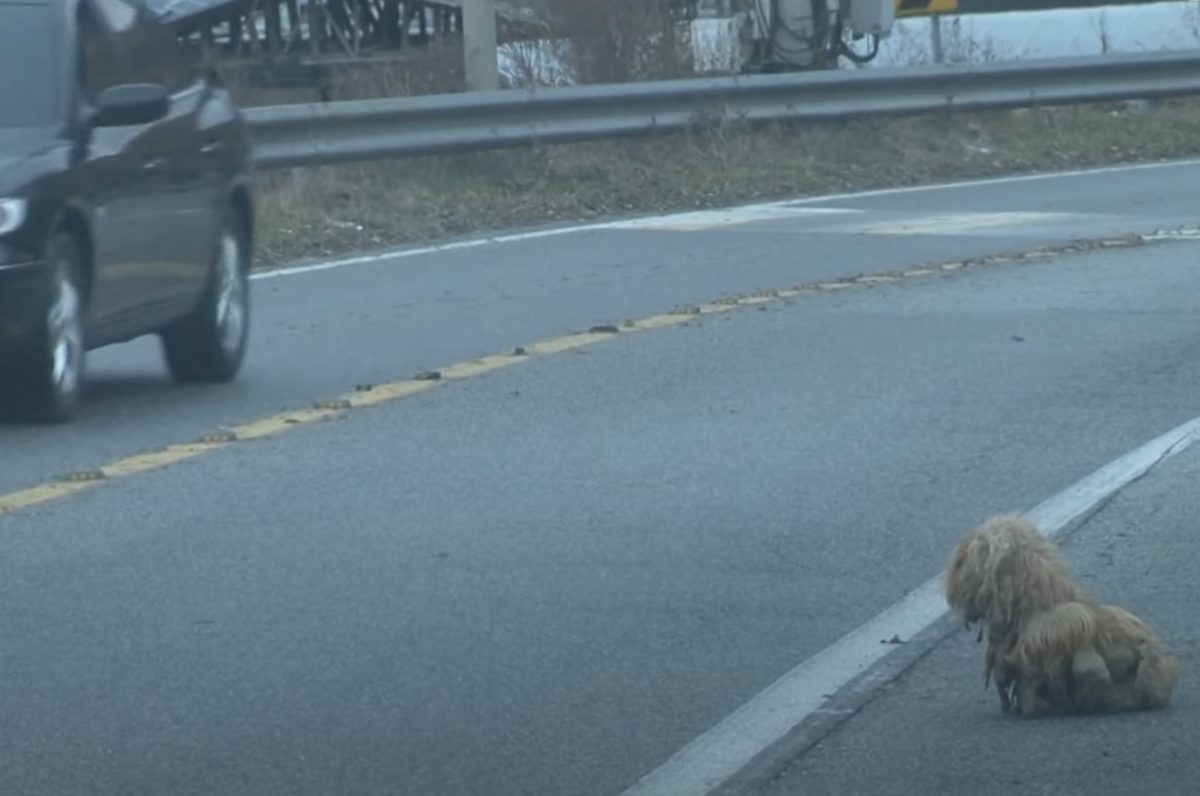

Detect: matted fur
943,514,1181,718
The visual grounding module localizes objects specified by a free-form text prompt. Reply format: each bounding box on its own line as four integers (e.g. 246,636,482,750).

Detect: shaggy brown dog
944,514,1181,718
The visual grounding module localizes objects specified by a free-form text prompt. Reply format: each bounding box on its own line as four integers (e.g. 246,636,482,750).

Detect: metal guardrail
243,49,1200,170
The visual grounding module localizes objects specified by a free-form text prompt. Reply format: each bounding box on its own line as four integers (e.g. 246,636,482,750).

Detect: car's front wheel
160,206,250,384
2,230,89,424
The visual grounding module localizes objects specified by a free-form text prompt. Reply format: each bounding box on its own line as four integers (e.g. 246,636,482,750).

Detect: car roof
0,0,70,22
0,0,240,24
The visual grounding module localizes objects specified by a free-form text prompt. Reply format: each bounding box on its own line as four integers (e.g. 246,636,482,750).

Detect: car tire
2,229,89,424
161,206,250,384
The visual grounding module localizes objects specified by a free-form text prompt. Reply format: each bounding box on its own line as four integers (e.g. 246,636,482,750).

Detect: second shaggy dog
943,514,1181,718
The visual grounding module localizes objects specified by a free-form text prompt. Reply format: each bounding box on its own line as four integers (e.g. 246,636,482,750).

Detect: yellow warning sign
894,0,958,16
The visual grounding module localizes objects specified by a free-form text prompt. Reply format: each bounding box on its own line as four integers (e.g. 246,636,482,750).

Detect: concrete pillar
462,0,499,91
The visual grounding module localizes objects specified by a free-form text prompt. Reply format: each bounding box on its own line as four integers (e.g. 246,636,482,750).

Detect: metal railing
243,49,1200,170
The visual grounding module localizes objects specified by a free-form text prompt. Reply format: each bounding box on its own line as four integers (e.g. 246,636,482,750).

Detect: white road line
250,157,1200,282
617,414,1200,796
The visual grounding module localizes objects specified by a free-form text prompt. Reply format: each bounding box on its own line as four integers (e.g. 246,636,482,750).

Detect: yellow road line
0,232,1157,520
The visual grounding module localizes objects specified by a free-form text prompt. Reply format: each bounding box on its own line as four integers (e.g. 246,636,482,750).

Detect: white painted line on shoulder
1023,417,1200,533
618,414,1200,796
252,157,1200,283
250,224,595,281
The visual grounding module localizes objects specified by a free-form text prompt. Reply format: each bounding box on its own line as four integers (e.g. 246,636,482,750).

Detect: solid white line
249,224,594,281
250,157,1200,283
617,414,1200,796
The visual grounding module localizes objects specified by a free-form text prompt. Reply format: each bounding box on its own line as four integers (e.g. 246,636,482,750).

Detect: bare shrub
543,0,694,84
214,43,464,107
940,17,1014,64
1181,1,1200,43
500,37,576,88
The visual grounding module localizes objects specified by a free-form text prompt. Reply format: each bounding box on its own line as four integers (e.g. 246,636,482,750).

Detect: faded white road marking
610,206,861,232
826,211,1091,236
617,414,1200,796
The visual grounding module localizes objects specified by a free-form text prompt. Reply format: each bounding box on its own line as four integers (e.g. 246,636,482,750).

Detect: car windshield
0,3,59,128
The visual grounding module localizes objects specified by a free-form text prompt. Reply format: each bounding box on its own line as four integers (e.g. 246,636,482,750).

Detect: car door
71,0,166,338
73,0,198,337
119,4,218,314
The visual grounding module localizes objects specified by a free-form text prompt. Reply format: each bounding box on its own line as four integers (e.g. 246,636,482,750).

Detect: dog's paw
1072,647,1113,685
1001,682,1020,714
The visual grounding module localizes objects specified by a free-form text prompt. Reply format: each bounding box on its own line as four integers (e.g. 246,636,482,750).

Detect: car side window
76,0,129,102
91,0,138,31
119,0,196,95
126,19,196,94
77,0,195,99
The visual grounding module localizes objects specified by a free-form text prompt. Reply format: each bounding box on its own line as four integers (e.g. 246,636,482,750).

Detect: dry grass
228,3,1200,266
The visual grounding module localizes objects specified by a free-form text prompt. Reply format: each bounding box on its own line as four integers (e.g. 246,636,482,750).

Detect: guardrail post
930,15,944,64
463,0,500,91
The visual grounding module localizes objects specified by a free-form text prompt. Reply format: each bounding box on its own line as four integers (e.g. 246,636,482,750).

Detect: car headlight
0,199,28,236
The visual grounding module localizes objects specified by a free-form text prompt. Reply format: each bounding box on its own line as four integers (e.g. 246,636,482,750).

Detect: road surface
6,157,1200,496
0,159,1198,796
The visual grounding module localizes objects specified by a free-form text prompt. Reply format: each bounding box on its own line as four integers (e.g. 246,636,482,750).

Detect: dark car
0,0,255,423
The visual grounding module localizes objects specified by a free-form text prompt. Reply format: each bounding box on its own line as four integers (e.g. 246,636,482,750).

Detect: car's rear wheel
160,206,250,384
2,230,88,424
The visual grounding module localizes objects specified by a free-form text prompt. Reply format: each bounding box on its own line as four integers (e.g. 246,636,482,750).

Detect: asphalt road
760,441,1200,796
4,158,1200,494
0,160,1199,796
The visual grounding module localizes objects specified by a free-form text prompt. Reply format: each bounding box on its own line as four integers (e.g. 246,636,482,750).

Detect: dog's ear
979,543,1020,629
948,531,1001,625
944,535,974,605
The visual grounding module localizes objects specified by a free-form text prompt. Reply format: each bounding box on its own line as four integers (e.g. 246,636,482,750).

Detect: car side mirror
91,83,170,128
